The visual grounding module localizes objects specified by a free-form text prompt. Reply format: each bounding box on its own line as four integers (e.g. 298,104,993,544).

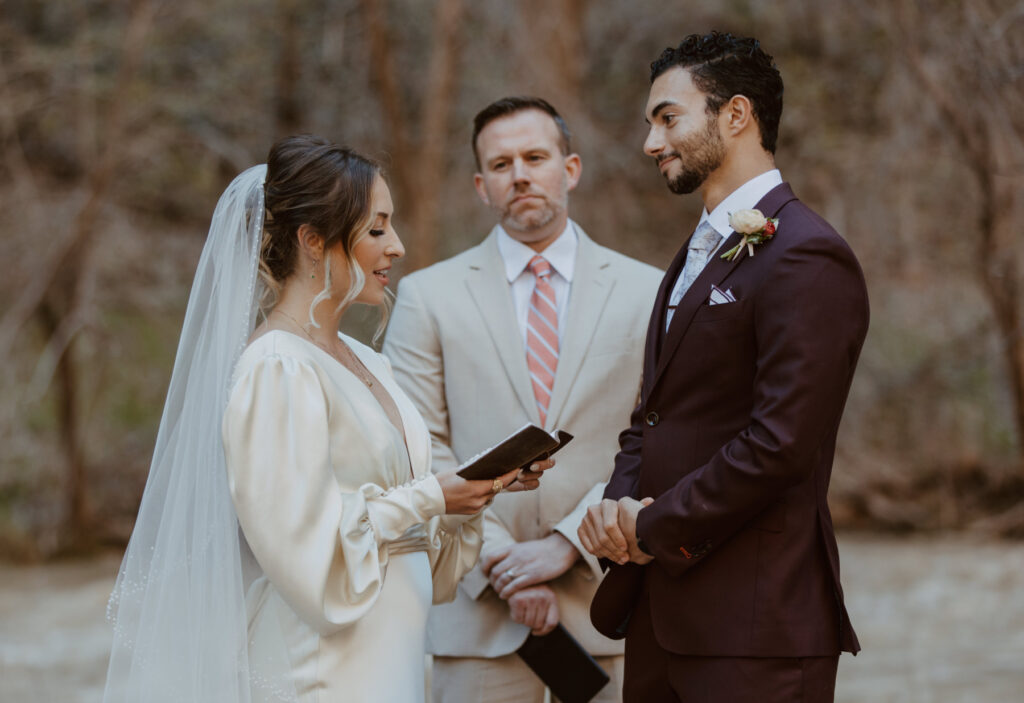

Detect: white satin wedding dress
222,329,483,702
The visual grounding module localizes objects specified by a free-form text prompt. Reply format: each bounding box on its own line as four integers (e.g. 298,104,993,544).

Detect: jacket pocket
690,298,748,324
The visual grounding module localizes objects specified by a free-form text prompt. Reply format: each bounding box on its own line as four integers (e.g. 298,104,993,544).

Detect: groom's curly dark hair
651,31,784,154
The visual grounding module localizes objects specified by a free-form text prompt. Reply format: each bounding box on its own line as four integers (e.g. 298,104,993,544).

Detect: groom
579,32,869,701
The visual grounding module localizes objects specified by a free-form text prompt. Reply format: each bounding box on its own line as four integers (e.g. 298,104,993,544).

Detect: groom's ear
721,94,755,139
473,173,491,206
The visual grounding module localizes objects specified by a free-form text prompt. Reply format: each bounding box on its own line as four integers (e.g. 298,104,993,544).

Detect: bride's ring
506,568,517,579
491,478,503,494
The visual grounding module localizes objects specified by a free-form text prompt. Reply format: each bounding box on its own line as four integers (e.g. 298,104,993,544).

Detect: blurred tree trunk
275,0,303,135
895,0,1024,469
515,0,586,110
38,302,87,534
0,0,157,545
362,0,464,270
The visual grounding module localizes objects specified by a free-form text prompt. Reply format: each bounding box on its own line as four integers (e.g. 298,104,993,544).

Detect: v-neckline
261,329,416,477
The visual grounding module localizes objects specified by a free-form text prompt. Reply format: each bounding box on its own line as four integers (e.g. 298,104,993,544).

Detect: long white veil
103,164,296,702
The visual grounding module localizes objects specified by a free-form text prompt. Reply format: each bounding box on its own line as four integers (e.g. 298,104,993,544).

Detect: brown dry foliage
0,0,1022,558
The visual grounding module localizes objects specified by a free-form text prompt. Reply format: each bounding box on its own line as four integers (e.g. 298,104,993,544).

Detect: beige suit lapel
545,226,614,429
465,229,541,424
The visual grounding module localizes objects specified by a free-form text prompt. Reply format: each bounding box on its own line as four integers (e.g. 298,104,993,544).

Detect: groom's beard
664,113,726,195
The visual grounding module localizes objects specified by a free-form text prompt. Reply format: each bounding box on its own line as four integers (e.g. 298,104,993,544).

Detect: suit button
645,411,659,427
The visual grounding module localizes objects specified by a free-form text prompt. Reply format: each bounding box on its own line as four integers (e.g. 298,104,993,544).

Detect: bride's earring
311,258,319,279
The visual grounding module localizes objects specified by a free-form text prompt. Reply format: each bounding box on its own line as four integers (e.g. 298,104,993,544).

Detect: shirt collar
496,220,578,283
699,169,784,238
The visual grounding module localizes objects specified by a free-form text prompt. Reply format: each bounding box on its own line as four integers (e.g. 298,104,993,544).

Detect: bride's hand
436,468,521,515
503,458,556,492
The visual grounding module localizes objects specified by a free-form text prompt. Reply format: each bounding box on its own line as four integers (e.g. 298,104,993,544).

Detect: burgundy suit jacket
592,183,867,657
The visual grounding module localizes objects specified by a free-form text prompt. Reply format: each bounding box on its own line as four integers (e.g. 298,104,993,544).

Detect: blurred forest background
0,0,1022,561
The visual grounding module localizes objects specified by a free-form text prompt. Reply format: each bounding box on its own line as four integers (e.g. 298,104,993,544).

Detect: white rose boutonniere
721,208,778,261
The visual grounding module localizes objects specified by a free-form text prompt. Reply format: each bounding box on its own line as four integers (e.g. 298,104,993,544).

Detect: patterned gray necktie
666,221,722,330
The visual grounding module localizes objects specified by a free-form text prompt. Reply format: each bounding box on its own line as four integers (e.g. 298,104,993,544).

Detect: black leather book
455,424,573,480
516,624,610,703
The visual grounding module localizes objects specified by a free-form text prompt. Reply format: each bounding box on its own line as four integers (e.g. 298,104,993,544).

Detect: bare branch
361,0,412,165
894,1,991,178
407,0,465,269
0,0,158,360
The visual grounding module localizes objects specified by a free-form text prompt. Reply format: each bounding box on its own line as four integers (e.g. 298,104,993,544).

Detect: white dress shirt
700,169,783,248
496,220,577,345
666,169,784,317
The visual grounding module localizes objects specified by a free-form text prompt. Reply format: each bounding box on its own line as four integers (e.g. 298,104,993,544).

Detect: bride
103,135,551,702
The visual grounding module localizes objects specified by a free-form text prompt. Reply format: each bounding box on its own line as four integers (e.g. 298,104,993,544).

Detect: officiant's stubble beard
499,190,568,242
663,112,726,195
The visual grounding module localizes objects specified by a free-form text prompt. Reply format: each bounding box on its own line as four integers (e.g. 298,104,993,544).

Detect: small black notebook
455,424,573,480
516,624,611,703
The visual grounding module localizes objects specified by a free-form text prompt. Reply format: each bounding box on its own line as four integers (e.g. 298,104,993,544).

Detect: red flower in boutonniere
720,208,779,261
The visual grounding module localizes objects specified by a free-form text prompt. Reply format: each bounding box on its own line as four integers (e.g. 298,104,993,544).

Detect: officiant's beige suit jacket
383,225,661,658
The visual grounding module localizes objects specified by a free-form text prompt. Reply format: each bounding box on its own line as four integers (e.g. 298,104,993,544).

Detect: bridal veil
103,164,297,702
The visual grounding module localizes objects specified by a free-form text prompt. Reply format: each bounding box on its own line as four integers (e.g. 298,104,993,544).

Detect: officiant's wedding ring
491,478,503,494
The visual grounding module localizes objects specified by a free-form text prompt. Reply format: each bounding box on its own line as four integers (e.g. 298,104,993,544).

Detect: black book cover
516,624,610,703
456,425,573,480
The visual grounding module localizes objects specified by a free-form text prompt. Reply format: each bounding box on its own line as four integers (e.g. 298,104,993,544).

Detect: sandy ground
1,534,1022,702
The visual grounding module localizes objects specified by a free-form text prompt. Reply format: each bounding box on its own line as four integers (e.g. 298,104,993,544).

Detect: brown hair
258,135,384,326
471,96,571,170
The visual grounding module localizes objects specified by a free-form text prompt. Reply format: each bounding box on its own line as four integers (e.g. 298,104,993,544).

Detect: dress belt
387,524,431,556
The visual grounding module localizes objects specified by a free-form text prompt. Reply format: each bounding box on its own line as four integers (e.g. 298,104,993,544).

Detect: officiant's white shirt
496,220,576,345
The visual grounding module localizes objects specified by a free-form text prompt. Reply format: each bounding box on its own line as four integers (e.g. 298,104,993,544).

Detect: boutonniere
720,209,778,261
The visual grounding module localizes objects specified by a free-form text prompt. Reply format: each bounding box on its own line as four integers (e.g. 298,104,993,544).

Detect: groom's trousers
622,588,839,703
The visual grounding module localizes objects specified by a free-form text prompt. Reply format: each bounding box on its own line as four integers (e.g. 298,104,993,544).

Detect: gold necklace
271,309,374,388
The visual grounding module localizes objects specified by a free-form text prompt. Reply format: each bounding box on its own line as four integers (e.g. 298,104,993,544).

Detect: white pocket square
709,284,737,306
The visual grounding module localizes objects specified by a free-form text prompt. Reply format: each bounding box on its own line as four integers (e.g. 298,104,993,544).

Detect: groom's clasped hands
579,496,655,565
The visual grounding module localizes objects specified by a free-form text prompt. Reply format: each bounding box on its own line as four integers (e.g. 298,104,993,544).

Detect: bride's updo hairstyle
259,134,383,326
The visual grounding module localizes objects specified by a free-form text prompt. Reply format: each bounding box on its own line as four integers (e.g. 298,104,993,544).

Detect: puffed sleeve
423,512,484,603
222,354,448,634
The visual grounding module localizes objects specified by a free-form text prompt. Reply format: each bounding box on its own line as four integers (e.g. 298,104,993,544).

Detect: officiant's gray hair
472,96,572,169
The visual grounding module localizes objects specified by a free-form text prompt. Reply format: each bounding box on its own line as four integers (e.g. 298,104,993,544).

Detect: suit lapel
464,229,540,424
650,183,798,391
642,234,690,399
545,226,614,429
651,230,744,389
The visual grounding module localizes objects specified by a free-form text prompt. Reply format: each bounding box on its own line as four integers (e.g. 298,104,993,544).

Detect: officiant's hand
483,533,580,598
507,584,560,636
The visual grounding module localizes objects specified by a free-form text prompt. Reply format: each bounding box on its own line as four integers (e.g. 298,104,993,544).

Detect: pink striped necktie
526,255,559,426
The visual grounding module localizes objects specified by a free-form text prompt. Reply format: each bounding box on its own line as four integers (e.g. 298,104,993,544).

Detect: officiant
383,96,661,702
